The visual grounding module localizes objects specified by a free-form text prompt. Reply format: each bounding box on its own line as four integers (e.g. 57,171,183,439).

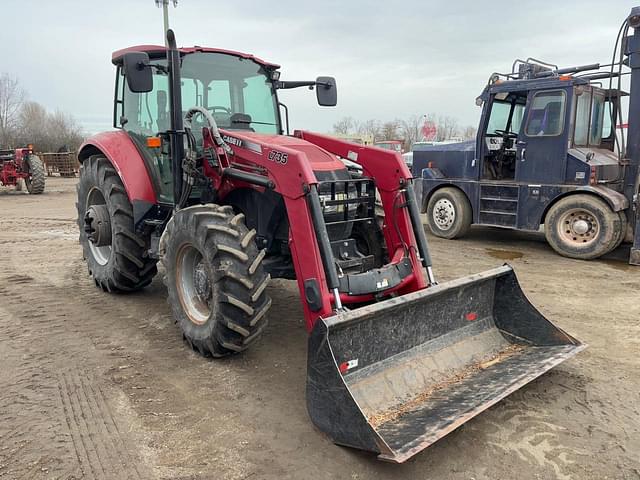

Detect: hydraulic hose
184,106,233,155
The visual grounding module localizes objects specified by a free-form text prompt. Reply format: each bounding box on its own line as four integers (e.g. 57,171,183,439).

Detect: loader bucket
306,265,585,463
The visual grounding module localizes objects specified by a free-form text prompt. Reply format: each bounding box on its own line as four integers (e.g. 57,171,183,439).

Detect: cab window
486,97,525,135
572,87,611,147
525,90,566,137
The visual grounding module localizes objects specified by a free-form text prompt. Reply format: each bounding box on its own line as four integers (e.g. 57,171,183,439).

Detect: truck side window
525,91,566,137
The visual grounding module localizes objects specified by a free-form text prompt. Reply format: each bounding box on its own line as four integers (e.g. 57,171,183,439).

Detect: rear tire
613,211,628,250
25,155,45,194
77,155,157,291
426,187,472,239
160,205,272,357
544,195,622,260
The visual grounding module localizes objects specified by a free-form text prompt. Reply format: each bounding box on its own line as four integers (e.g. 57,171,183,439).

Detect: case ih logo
268,150,288,165
222,135,243,148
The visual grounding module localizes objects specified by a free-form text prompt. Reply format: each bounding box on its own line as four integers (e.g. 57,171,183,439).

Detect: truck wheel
544,195,622,260
426,187,472,239
77,155,157,291
613,211,628,250
25,155,45,194
160,205,272,357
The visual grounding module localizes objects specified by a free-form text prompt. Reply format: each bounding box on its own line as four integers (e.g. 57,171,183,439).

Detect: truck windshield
487,100,525,134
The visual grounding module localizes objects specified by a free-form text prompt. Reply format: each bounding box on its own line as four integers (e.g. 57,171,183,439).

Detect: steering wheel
207,105,232,114
494,129,518,138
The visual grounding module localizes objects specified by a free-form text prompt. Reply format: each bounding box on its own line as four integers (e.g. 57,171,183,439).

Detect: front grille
318,178,377,240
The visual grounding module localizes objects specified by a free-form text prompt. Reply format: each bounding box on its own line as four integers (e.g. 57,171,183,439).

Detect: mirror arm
276,80,318,90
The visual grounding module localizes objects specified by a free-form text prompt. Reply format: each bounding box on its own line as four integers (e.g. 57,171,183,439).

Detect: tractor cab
112,46,284,203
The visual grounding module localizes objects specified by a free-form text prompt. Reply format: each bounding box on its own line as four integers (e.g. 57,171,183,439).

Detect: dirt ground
0,177,639,480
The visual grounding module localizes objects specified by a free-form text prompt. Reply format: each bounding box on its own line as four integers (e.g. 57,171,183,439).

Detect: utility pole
155,0,178,46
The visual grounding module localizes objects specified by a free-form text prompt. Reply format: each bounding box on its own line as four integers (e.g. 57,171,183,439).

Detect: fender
575,185,629,212
78,131,158,223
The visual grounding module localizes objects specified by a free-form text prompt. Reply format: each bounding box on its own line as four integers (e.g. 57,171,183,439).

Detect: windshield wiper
230,118,276,126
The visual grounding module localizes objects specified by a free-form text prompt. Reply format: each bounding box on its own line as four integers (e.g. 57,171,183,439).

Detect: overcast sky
1,0,637,135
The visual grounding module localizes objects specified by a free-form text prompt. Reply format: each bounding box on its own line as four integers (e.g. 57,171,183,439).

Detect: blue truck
414,6,640,264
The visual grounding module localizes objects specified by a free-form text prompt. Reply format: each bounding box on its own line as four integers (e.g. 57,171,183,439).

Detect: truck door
516,89,569,184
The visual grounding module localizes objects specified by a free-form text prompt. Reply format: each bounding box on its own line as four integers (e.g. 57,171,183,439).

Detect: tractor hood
412,140,476,178
219,130,348,173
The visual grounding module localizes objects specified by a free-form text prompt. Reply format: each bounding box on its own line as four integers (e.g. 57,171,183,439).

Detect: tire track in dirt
58,370,145,479
0,241,155,479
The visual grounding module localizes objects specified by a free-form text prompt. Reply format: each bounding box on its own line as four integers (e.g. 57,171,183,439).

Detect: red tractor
0,146,45,194
76,30,584,462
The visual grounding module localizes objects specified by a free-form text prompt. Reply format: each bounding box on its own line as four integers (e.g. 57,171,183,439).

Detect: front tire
426,187,472,239
160,205,272,357
77,155,157,291
25,155,45,194
544,195,622,260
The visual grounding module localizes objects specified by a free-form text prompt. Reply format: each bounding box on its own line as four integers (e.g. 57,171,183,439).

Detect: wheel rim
85,187,112,265
176,243,212,326
557,208,600,246
432,198,456,231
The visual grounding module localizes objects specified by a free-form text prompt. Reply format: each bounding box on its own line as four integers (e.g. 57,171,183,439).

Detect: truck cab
414,60,630,260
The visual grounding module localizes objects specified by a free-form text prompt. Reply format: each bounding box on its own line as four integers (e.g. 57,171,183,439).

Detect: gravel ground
0,177,638,480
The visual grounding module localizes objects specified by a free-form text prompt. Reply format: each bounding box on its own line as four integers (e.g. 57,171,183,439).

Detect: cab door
516,89,569,184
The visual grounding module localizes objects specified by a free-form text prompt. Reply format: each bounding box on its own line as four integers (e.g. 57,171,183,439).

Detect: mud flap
306,265,585,463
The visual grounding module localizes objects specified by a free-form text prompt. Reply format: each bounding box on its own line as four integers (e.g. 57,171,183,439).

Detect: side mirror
316,76,337,107
122,52,153,93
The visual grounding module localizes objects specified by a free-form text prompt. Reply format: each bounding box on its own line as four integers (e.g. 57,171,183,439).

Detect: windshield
487,99,525,134
180,52,279,134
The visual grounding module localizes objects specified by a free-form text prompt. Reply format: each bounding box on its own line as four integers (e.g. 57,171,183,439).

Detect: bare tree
436,115,460,142
380,121,399,141
333,116,356,136
398,114,425,150
47,109,84,152
461,125,477,140
15,102,84,152
0,73,25,147
356,119,381,143
17,101,48,147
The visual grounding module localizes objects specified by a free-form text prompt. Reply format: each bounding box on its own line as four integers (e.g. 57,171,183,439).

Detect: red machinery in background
0,146,45,194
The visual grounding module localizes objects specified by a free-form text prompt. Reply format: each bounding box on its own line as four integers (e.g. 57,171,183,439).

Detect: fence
39,152,79,177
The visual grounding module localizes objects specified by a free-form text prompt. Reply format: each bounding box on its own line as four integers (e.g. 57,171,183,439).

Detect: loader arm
202,128,430,331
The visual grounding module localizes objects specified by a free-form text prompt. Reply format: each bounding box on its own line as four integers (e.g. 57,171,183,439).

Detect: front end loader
76,29,584,462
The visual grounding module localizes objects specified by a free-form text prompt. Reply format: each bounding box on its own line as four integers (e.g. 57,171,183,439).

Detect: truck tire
611,211,628,250
544,195,622,260
25,155,45,194
160,205,272,357
426,187,472,239
77,155,157,291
